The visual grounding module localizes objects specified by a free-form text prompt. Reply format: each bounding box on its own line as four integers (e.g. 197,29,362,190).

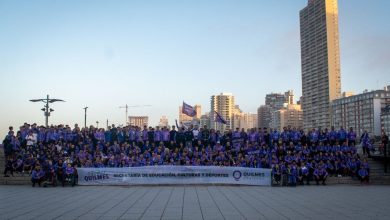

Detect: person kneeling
358,167,369,184
314,167,328,186
31,166,45,187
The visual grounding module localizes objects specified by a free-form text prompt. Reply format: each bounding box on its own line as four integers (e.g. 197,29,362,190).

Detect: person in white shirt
26,131,37,146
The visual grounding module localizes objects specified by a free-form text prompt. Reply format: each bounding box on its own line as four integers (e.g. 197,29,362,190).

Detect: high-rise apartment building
259,91,296,129
200,113,211,129
128,116,149,127
300,0,341,130
258,105,272,128
331,87,390,137
265,93,286,112
285,90,295,105
381,105,390,137
273,104,303,131
210,93,235,131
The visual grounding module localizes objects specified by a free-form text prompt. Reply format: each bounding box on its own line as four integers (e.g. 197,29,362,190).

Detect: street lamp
96,121,99,128
30,94,65,127
83,107,88,128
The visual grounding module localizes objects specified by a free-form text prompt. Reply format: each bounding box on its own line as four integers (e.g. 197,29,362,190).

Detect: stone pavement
0,185,390,220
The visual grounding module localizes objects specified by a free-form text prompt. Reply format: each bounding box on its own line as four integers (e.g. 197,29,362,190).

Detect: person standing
381,131,389,156
361,131,371,156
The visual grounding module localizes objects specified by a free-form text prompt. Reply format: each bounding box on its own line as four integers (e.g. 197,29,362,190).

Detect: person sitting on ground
31,165,45,187
358,167,369,184
314,166,328,186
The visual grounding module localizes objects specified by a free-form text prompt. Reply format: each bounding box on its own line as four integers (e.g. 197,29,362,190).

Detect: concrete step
1,175,30,179
326,177,360,185
2,180,31,185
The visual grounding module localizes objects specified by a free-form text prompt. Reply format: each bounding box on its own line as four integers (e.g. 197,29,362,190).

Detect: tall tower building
258,105,272,128
210,93,235,131
300,0,341,130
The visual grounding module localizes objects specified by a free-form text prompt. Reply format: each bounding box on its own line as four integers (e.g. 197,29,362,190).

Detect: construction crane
30,94,65,127
119,104,151,125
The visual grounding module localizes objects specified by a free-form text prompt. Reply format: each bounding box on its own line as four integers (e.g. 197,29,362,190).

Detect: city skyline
0,0,389,137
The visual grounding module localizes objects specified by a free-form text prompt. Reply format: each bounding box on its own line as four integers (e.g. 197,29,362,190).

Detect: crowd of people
2,122,375,187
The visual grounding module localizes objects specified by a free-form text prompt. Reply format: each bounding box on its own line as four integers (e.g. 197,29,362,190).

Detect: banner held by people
78,166,272,186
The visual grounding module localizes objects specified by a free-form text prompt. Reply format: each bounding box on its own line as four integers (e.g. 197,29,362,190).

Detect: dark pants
359,175,369,183
32,177,44,187
303,175,311,185
315,175,327,185
65,174,76,187
57,173,65,186
363,147,370,156
3,166,14,176
288,175,297,186
273,174,281,184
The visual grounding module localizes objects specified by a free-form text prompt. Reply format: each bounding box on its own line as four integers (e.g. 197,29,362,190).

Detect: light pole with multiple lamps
29,94,65,127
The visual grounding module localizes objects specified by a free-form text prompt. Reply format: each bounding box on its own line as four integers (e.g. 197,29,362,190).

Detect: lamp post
83,107,88,128
96,121,99,128
30,94,65,127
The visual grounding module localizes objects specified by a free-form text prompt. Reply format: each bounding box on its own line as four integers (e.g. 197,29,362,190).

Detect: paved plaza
0,185,390,220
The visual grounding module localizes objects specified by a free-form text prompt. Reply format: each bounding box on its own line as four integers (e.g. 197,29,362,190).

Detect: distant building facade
210,93,235,131
258,90,296,129
331,87,390,137
128,116,148,127
158,116,169,128
258,105,272,128
272,104,303,131
200,113,210,129
381,105,390,137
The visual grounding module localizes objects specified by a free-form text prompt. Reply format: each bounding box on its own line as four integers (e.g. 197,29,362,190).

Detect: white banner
78,166,271,186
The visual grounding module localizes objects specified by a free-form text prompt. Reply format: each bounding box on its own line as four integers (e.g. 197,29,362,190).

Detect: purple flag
215,111,227,124
182,102,197,117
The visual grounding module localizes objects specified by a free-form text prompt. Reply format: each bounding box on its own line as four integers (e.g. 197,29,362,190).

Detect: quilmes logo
232,170,242,181
84,170,109,182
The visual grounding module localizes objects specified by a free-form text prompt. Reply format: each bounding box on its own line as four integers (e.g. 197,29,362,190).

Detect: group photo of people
2,122,374,187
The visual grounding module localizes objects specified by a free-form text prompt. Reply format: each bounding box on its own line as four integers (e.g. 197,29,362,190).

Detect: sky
0,0,389,137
